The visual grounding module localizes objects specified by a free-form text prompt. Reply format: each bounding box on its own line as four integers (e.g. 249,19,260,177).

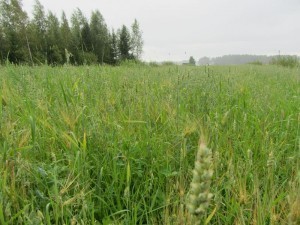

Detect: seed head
187,142,213,217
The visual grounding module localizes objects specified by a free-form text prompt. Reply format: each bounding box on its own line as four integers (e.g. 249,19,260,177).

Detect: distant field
0,64,299,224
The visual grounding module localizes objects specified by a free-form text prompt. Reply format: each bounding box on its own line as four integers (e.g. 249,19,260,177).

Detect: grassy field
0,64,299,224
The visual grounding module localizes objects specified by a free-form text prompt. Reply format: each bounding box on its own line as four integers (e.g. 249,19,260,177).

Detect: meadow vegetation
0,64,299,224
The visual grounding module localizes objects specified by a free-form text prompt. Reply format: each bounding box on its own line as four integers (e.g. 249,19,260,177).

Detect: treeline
198,54,299,66
0,0,143,65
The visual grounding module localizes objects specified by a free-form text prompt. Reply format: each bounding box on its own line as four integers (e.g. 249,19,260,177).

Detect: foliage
30,0,47,63
108,30,119,65
270,55,299,68
118,25,132,60
0,0,143,65
130,19,143,60
0,0,30,63
60,11,72,64
90,10,108,64
189,56,196,65
80,51,98,65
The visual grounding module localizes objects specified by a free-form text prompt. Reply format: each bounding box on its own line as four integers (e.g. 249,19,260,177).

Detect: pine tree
118,25,131,61
81,22,92,52
108,29,119,65
81,21,98,64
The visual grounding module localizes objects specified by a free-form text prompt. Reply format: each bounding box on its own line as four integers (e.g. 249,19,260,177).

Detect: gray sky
22,0,300,61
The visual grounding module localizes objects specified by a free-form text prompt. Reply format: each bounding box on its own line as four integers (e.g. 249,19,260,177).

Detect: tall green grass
0,64,299,224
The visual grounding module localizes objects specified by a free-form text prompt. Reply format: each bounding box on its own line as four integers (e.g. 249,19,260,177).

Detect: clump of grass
187,140,214,223
287,172,300,225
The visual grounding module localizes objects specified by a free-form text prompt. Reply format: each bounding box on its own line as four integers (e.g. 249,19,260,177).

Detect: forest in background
0,0,143,65
198,54,300,66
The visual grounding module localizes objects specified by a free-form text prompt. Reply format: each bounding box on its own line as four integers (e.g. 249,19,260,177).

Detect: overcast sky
22,0,300,61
